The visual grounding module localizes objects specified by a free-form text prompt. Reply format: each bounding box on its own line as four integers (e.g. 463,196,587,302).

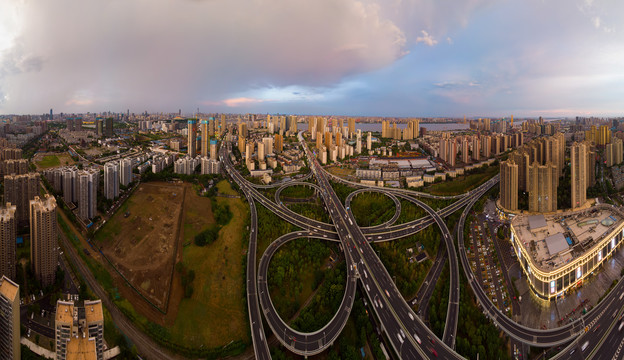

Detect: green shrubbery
194,225,220,247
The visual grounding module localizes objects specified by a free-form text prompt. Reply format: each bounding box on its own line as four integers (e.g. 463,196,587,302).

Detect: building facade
500,160,518,211
4,172,39,226
30,195,58,287
0,204,17,281
104,162,119,200
0,275,20,360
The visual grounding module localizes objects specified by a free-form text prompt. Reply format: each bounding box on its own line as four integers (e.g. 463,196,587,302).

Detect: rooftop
0,275,19,302
511,205,623,271
66,336,97,360
84,300,103,324
56,301,75,325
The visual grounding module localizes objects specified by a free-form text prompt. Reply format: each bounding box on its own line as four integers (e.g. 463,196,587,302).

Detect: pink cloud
222,97,267,107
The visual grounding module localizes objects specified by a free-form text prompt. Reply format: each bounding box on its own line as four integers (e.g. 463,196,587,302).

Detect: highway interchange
220,130,624,359
51,128,624,360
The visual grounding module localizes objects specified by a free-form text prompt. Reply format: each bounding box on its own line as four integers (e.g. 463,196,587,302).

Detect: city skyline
0,0,623,117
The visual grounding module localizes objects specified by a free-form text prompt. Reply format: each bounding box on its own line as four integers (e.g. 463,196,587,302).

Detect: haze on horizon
0,0,623,118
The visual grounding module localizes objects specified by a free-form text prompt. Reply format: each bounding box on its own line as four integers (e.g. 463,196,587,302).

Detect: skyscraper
500,160,518,211
4,172,39,226
367,132,372,151
571,142,587,209
55,299,104,360
104,162,119,200
30,195,57,287
105,117,113,138
187,119,197,157
0,204,16,281
120,158,132,187
200,119,209,157
0,275,20,360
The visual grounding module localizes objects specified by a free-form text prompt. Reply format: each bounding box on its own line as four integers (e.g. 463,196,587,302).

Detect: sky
0,0,623,117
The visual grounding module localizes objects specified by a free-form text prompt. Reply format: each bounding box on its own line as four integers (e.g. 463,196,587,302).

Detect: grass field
34,152,76,170
425,165,498,195
350,192,396,227
326,166,356,177
169,180,250,348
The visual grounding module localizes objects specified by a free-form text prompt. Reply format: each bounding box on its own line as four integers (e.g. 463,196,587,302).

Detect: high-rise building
77,170,98,220
210,139,218,161
187,119,197,157
30,195,57,287
120,158,132,187
209,117,215,136
104,162,119,200
500,160,518,211
200,120,209,157
461,138,470,164
571,142,587,209
598,125,611,146
62,167,78,204
262,137,274,156
245,142,254,163
220,114,226,136
586,144,596,188
95,118,103,136
105,117,113,138
0,275,20,360
510,150,530,192
55,299,104,360
4,172,39,226
355,130,362,154
367,132,372,151
289,115,298,134
606,138,623,167
528,162,558,213
238,122,248,138
0,204,16,281
348,118,356,137
472,136,481,161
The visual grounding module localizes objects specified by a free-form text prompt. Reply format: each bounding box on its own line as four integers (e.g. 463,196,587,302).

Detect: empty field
169,180,250,348
94,182,184,310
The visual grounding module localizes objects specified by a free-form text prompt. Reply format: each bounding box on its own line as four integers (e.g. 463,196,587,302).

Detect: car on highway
581,341,589,351
385,290,390,298
414,334,421,344
429,347,438,357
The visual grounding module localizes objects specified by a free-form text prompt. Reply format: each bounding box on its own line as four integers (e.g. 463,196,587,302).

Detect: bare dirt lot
95,182,185,311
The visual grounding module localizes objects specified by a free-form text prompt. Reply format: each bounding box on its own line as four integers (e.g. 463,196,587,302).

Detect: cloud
415,30,438,46
0,0,410,113
221,97,268,108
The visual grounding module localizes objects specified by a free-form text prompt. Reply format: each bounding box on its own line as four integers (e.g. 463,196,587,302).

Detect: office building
500,160,518,211
187,119,197,157
104,117,113,138
571,142,587,209
104,162,119,200
77,170,98,220
55,299,104,360
4,172,39,226
0,275,19,360
0,204,16,281
30,195,57,287
96,119,103,136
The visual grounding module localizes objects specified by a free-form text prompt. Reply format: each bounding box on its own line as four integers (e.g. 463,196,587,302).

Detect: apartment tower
30,195,57,287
